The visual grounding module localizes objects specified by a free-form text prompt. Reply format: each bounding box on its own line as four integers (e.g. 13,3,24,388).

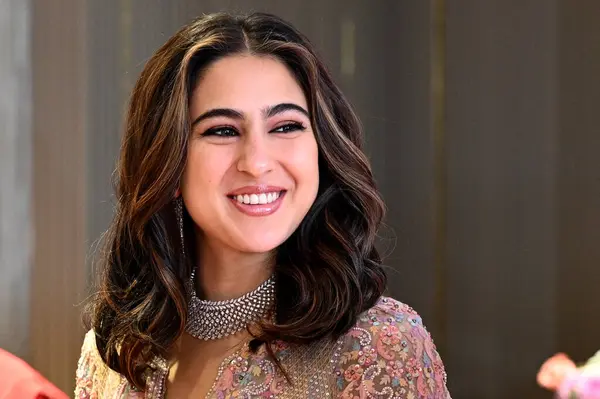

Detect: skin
168,54,319,397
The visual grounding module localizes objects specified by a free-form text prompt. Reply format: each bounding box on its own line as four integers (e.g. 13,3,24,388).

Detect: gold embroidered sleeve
332,297,451,398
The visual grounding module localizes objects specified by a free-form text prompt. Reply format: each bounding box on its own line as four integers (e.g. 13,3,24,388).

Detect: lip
228,189,287,217
227,185,286,196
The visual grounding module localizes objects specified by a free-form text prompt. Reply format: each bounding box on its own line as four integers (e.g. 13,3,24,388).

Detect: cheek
282,136,319,190
182,145,231,194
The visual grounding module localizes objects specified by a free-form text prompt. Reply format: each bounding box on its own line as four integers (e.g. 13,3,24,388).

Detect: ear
175,188,181,198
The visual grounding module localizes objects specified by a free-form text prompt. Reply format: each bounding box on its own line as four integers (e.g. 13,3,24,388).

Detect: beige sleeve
74,330,112,398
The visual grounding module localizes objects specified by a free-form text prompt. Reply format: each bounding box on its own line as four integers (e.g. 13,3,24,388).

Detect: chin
236,240,282,254
232,230,293,254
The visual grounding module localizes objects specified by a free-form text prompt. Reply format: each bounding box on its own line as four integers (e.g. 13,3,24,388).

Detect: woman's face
182,54,319,255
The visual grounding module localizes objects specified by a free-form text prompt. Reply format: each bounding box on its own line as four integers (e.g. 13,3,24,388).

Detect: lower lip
228,191,286,216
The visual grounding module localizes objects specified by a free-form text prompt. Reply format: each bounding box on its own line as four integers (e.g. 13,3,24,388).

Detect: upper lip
227,185,286,196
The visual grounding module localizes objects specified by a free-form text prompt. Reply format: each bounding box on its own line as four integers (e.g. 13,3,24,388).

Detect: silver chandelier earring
175,196,185,258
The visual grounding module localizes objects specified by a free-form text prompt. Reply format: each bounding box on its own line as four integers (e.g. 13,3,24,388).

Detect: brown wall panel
557,0,600,364
445,1,558,397
30,0,88,393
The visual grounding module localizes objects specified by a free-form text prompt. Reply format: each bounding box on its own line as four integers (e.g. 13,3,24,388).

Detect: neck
195,238,274,302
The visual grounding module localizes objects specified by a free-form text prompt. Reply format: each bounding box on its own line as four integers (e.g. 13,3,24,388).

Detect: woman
75,12,450,398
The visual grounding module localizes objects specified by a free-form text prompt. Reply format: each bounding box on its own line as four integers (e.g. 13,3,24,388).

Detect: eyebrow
191,102,310,127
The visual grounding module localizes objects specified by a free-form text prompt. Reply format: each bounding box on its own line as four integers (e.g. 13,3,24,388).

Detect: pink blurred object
537,353,578,391
559,374,600,399
0,348,68,399
538,351,600,398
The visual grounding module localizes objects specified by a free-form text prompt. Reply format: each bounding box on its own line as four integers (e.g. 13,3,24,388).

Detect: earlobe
175,188,181,198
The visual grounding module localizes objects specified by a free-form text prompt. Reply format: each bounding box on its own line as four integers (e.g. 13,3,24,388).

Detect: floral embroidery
74,334,98,399
386,360,407,389
334,297,450,399
344,364,364,382
357,345,378,367
211,346,287,398
380,325,401,346
74,297,450,398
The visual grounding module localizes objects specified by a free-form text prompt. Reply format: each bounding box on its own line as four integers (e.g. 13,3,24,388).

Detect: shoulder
75,330,136,398
332,297,450,398
75,330,110,398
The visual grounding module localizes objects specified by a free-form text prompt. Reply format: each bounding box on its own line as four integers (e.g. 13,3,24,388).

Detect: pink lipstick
227,185,286,216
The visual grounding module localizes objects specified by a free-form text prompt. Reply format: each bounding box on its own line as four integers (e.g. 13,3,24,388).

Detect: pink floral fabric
333,297,449,399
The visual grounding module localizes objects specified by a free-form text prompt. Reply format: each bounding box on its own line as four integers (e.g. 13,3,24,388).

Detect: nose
236,133,274,177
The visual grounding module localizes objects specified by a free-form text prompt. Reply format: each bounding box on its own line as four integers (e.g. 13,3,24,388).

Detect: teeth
235,191,280,205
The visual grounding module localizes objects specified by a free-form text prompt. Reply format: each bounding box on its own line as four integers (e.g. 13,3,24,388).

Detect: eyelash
202,122,306,137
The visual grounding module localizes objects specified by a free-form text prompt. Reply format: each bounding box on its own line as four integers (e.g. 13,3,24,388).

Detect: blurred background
1,0,599,397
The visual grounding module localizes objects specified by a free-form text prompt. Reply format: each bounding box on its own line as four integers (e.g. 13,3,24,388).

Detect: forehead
190,54,308,112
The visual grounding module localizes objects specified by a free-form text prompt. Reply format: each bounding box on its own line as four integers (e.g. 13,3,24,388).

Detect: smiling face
181,54,319,256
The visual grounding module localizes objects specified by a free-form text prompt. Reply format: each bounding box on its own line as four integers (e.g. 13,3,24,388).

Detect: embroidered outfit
75,297,450,398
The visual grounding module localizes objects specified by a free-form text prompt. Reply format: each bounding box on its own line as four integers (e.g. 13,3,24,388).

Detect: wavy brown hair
89,12,386,389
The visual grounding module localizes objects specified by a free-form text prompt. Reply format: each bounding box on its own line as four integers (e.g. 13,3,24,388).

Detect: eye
270,122,306,134
202,126,238,137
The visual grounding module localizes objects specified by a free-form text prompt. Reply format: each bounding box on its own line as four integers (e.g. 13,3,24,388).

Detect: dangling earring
175,196,185,258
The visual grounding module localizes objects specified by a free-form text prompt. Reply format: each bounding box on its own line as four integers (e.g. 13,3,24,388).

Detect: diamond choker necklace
185,270,276,341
